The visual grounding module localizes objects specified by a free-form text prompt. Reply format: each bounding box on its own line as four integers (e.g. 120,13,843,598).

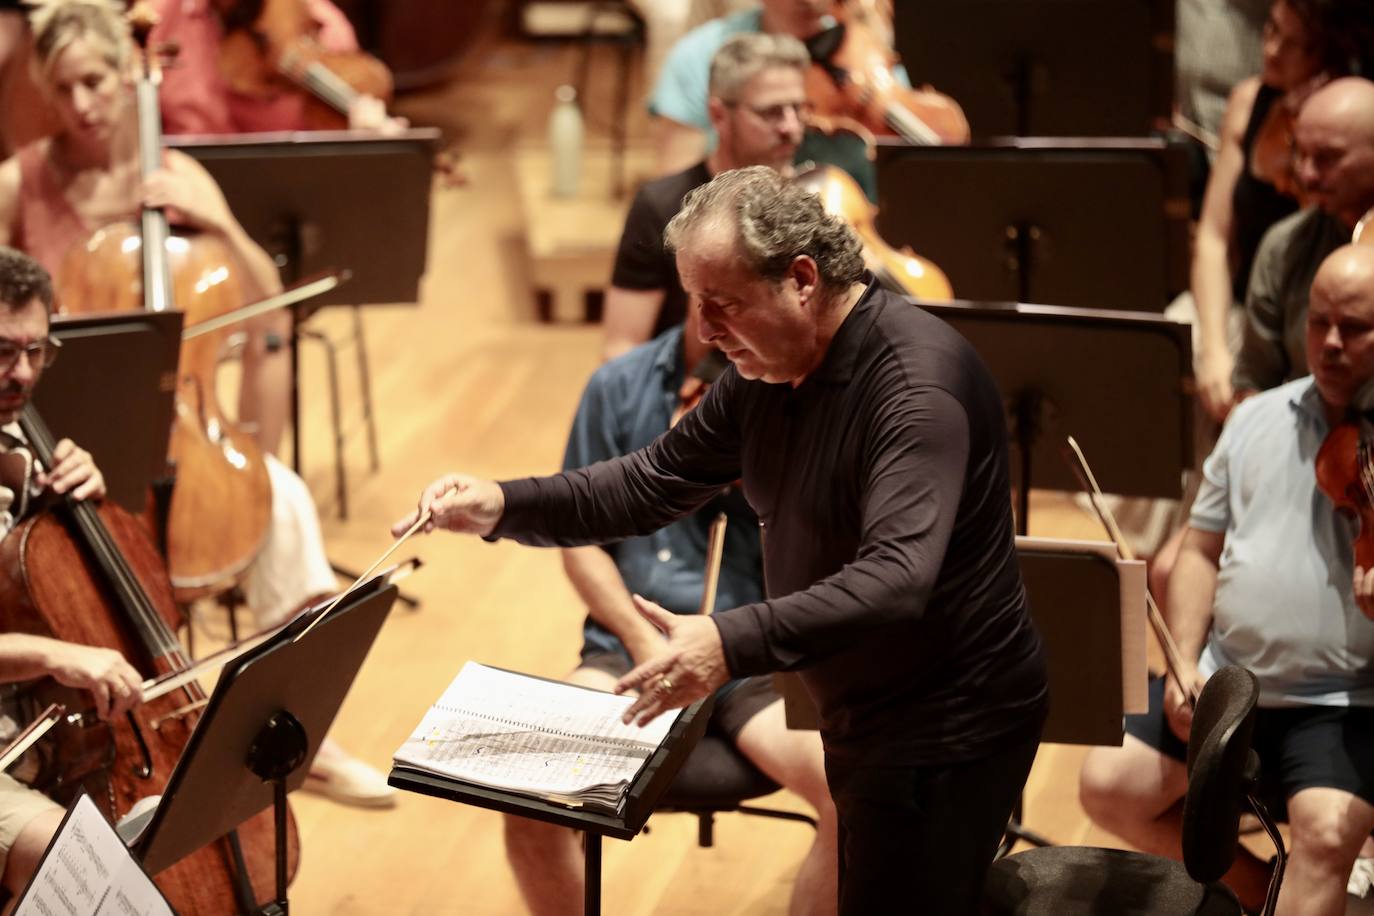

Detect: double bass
0,404,296,910
57,4,272,602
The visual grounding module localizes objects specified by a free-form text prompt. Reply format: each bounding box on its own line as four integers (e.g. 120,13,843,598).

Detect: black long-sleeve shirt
495,282,1048,765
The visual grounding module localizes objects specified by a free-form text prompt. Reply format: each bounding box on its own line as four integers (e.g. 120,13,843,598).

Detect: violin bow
698,513,727,615
292,510,432,643
181,272,346,340
0,704,65,773
1063,436,1201,707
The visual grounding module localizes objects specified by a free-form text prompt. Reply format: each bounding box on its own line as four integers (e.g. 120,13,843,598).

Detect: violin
55,5,272,601
215,0,393,131
0,404,294,909
1315,417,1374,619
804,2,969,146
792,162,953,300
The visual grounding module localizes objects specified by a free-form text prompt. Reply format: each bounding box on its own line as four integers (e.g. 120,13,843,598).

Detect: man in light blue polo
1078,244,1374,916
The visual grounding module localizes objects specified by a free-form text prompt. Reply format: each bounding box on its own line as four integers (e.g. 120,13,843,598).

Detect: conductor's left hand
391,473,505,538
614,595,729,726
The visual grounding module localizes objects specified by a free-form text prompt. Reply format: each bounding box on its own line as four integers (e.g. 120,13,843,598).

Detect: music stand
133,580,398,914
35,311,182,514
874,138,1191,312
894,0,1174,138
919,299,1193,532
390,689,711,916
165,129,437,490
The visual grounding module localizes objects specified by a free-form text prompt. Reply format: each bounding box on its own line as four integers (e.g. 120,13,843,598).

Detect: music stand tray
36,311,182,513
134,581,398,912
390,691,711,916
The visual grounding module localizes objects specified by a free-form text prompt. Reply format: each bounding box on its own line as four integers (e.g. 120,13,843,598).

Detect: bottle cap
555,85,577,104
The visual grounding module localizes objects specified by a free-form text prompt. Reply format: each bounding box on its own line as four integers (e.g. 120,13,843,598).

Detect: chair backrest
1181,665,1260,883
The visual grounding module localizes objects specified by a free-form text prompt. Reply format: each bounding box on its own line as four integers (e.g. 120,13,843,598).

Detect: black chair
984,665,1286,915
653,734,817,847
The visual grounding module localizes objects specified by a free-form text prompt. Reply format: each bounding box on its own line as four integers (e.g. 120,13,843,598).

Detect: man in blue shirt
502,306,838,916
1080,244,1374,916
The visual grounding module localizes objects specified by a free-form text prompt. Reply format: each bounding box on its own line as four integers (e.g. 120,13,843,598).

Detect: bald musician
1233,76,1374,398
1081,245,1374,916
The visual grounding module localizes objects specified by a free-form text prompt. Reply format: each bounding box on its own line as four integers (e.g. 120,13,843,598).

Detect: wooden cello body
216,0,393,130
793,162,953,300
0,406,297,911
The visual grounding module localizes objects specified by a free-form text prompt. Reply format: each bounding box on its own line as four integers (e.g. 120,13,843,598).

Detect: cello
215,0,394,131
56,3,272,602
793,161,953,300
804,1,969,146
0,403,296,910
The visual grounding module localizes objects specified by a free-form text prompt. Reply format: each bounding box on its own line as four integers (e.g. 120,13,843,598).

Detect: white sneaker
303,753,398,809
1348,857,1374,898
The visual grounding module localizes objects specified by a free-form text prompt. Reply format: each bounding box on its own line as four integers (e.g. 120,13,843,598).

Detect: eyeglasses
727,100,813,126
0,337,60,373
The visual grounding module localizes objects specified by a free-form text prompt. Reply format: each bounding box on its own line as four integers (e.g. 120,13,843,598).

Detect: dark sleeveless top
1231,84,1300,302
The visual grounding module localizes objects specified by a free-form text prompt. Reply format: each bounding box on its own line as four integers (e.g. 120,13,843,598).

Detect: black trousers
824,731,1042,915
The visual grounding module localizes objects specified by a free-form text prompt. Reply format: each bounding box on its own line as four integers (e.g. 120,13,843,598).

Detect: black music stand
165,129,436,516
36,311,182,514
875,138,1190,312
133,581,398,915
390,690,711,916
919,299,1192,532
895,0,1174,138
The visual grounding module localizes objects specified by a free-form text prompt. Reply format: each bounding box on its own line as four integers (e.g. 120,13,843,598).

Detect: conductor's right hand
392,473,505,538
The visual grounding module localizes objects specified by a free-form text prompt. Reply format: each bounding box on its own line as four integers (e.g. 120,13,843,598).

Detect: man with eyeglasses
603,31,810,360
0,246,147,907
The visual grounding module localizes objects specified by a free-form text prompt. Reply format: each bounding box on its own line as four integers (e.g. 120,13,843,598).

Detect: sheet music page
14,794,173,916
394,662,678,804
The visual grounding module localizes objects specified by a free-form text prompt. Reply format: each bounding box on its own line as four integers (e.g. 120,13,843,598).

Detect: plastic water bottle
549,84,583,198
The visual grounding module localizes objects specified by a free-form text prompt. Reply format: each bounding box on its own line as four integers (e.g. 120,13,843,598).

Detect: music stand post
390,692,713,916
133,582,399,914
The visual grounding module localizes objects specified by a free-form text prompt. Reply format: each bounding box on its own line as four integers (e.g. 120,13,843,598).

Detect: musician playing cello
1080,245,1374,916
0,245,145,906
0,0,390,807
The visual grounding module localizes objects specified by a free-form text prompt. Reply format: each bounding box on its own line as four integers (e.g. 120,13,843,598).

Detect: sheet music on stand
394,662,679,815
13,794,172,916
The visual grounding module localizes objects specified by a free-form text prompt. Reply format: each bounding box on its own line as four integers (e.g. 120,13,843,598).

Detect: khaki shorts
0,773,60,878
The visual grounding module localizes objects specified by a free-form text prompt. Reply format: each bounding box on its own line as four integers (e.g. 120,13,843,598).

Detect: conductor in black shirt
396,167,1048,914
